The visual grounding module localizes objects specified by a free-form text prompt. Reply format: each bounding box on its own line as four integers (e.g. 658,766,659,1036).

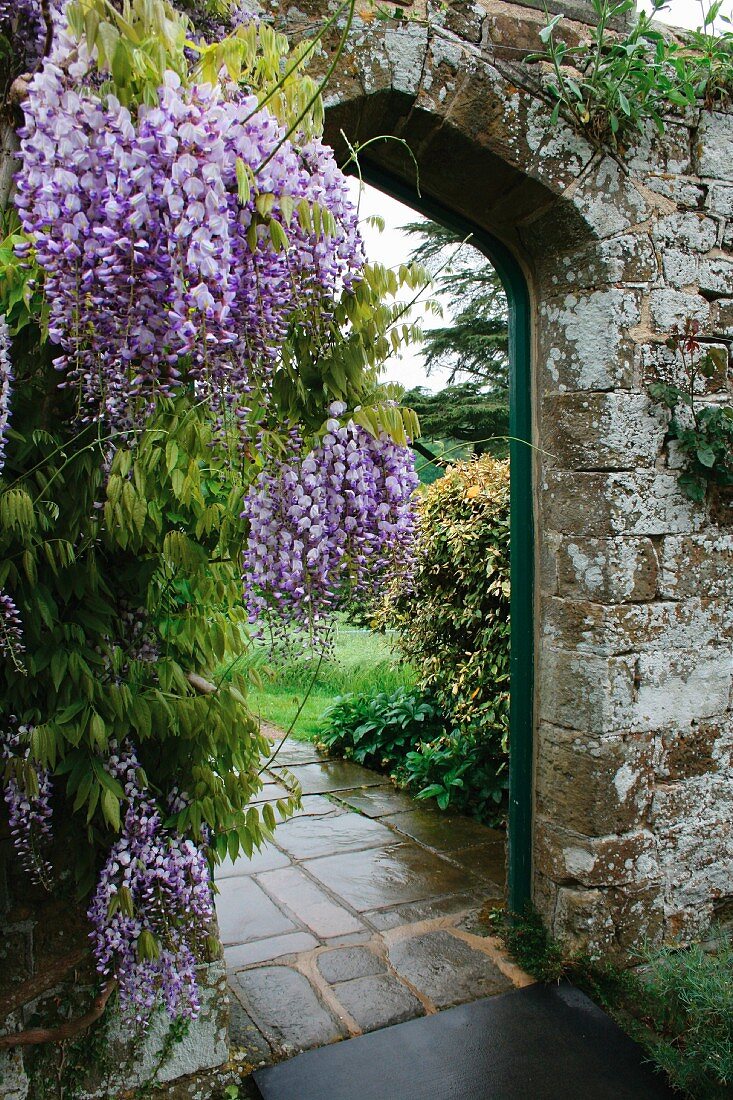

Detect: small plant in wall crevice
647,318,733,504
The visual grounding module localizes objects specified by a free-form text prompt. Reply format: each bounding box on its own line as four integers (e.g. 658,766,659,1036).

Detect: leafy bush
377,454,510,817
317,688,442,771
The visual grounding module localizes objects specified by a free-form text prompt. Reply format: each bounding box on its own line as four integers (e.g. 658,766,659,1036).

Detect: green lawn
232,623,416,740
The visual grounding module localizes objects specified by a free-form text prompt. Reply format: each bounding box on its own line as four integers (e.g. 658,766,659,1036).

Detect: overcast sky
352,0,728,393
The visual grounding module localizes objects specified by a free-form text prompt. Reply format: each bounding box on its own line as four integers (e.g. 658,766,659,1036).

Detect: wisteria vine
0,0,422,1031
87,744,214,1022
242,404,418,648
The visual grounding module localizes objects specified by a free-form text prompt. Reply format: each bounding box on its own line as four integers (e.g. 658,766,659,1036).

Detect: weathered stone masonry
280,0,733,955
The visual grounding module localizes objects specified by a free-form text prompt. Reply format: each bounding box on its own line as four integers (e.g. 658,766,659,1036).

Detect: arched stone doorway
275,0,733,957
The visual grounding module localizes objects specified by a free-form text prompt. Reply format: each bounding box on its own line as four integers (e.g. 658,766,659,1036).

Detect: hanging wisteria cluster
15,41,364,426
0,316,24,664
87,743,214,1023
242,403,419,647
2,723,54,888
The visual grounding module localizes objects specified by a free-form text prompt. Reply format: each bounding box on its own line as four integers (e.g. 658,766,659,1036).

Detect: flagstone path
215,734,532,1069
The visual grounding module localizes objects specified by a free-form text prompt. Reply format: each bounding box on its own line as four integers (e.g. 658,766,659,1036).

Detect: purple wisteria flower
15,56,365,428
87,743,215,1023
242,404,419,648
1,722,53,887
0,314,13,475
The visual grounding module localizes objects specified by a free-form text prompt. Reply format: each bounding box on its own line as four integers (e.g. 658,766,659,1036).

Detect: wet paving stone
292,794,345,817
272,811,396,860
271,760,384,794
317,946,387,984
232,965,346,1052
225,931,319,973
333,973,425,1033
303,844,479,912
330,785,417,818
257,865,364,938
216,876,295,946
265,739,327,767
251,780,295,804
381,809,505,853
388,930,512,1009
446,843,506,886
363,893,487,931
216,842,291,879
228,996,273,1064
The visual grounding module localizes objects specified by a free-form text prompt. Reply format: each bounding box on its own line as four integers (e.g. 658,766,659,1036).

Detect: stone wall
278,0,733,956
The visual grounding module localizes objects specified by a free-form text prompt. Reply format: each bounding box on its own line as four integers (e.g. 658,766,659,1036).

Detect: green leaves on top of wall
532,0,733,149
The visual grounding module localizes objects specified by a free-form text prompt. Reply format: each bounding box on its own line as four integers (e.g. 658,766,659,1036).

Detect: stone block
538,648,636,733
698,255,733,296
442,0,484,43
534,820,659,889
633,648,732,731
542,596,733,658
552,887,615,956
543,470,704,537
651,211,718,252
658,532,733,598
565,158,650,239
696,110,733,180
383,23,429,96
648,176,705,208
661,249,699,288
637,340,731,394
705,182,733,215
651,774,733,834
537,233,658,294
0,1047,28,1100
539,289,641,392
709,296,733,335
555,536,658,603
656,716,733,781
543,392,663,470
540,530,561,596
536,724,654,835
649,288,711,332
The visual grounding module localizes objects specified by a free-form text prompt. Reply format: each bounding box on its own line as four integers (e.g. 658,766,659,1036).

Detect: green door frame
357,165,535,914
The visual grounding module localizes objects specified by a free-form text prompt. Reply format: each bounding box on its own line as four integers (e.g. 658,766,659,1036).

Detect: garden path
215,731,531,1069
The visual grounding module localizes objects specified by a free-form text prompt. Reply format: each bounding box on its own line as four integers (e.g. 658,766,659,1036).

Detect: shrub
377,454,510,816
317,688,442,771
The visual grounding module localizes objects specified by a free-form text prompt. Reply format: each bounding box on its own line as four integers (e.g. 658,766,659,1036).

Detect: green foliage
647,319,733,502
498,906,566,983
237,625,416,739
317,687,443,770
533,0,733,149
400,220,508,389
395,726,507,816
404,383,509,460
632,941,733,1098
0,332,299,891
378,454,510,816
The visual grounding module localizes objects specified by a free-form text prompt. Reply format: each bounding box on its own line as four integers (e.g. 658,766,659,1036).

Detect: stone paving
215,735,532,1067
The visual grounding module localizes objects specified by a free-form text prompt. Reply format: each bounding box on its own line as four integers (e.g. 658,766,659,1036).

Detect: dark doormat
253,982,675,1100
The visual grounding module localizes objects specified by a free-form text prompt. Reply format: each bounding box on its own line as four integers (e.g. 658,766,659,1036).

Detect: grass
230,622,417,739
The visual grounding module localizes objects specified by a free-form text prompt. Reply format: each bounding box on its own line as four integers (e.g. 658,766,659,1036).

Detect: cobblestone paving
216,735,532,1067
